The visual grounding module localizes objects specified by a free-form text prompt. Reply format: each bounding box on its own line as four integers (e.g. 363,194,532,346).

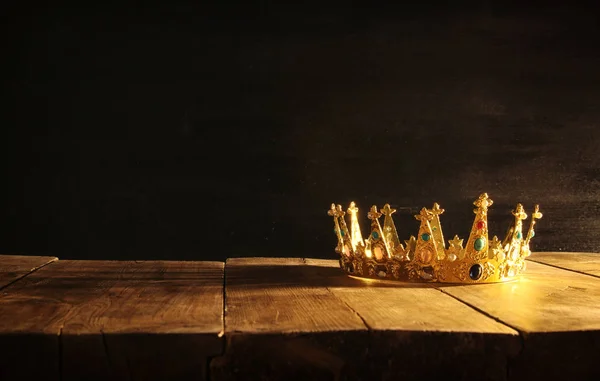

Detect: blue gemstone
469,264,483,280
372,231,379,239
516,231,522,239
474,237,486,251
421,233,431,242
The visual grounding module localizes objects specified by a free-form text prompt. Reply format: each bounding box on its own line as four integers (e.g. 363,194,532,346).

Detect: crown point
367,205,382,220
347,201,359,215
512,203,528,220
415,207,433,221
382,203,396,216
430,202,445,215
474,193,494,210
449,235,464,249
532,204,543,219
328,203,337,217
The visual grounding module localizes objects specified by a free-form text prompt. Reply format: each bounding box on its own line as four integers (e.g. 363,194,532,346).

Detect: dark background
2,1,599,261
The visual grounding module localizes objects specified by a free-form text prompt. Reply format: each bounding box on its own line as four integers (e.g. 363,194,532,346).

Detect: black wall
3,2,600,260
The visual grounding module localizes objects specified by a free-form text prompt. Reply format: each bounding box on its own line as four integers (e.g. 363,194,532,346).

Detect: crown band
327,193,542,283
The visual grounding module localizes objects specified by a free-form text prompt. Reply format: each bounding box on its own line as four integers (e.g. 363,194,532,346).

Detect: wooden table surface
0,253,598,381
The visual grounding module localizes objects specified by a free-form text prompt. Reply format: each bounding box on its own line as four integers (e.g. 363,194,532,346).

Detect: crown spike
524,204,542,246
489,236,504,261
473,193,493,212
404,236,417,260
505,203,527,261
347,202,364,252
446,235,464,262
336,204,353,257
521,204,543,258
464,193,492,262
328,203,344,255
413,208,439,265
381,204,403,256
367,206,391,261
427,203,446,259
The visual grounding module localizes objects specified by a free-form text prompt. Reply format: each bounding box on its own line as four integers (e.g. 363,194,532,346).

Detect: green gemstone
421,233,430,242
340,230,345,237
474,237,486,251
516,231,522,239
372,231,379,239
531,230,535,237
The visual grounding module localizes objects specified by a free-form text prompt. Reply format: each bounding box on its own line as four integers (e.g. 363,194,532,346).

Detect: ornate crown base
338,252,527,284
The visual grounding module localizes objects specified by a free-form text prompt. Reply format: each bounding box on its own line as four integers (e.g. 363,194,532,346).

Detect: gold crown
327,193,542,283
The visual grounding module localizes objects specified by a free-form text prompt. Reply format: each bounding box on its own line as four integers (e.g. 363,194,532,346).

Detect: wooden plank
0,260,224,381
220,257,367,334
211,257,369,381
0,254,58,289
212,257,520,381
307,258,520,381
528,251,600,278
0,254,60,381
439,260,600,380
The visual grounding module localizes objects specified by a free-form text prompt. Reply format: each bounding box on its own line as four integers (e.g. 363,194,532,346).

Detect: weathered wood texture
0,260,224,381
441,259,600,381
0,254,57,289
211,257,520,381
529,251,600,278
211,257,369,381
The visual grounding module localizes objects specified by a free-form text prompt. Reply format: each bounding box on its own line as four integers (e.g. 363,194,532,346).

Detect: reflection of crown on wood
327,193,542,283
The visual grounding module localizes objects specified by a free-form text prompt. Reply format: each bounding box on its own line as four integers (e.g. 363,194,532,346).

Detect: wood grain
528,251,600,278
222,257,366,334
308,258,520,381
0,260,224,381
212,257,520,381
211,257,368,381
0,255,59,381
0,254,57,289
439,260,600,380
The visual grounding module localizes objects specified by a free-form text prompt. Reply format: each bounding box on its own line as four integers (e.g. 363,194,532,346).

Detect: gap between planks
0,255,58,291
303,257,519,335
527,256,600,279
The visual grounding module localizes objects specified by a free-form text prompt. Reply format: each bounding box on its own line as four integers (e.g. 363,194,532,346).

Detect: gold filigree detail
489,236,504,261
447,235,464,261
481,262,496,281
452,262,470,282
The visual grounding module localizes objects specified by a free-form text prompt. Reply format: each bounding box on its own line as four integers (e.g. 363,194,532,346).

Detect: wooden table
0,253,598,381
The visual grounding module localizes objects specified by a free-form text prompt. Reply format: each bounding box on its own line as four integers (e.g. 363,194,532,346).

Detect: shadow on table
226,262,481,289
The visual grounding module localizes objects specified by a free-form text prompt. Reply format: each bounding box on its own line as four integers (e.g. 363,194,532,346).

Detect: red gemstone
476,221,486,230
